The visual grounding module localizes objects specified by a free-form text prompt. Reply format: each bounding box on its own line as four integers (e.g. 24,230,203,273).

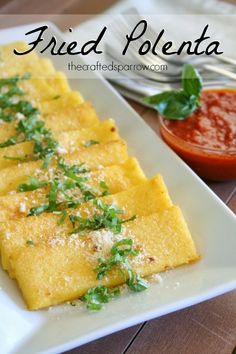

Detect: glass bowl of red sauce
159,88,236,181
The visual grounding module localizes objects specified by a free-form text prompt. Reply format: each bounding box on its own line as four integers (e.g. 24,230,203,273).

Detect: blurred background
0,0,235,29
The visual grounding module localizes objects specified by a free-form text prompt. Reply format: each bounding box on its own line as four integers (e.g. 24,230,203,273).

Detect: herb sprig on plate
143,64,203,120
81,239,148,310
80,285,120,311
95,238,148,292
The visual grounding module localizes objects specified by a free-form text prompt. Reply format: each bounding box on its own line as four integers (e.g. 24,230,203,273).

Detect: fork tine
203,64,236,80
215,56,236,66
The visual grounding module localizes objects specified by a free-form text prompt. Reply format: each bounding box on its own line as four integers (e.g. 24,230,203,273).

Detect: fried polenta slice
0,57,56,78
41,100,97,132
0,41,56,78
3,206,198,309
0,175,171,276
55,118,119,149
0,140,129,196
0,158,146,224
0,98,98,145
0,119,119,169
18,72,71,103
0,41,39,62
38,90,84,113
0,43,71,102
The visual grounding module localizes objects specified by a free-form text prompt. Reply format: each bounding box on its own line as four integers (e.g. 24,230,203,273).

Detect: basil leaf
143,90,177,106
84,140,99,148
143,64,202,120
153,91,197,119
28,203,49,216
182,64,202,99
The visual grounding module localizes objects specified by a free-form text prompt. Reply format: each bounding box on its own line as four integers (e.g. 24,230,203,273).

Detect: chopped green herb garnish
0,74,33,123
95,238,148,292
99,180,109,196
48,179,58,212
57,210,67,225
126,271,149,292
95,238,138,279
84,140,99,148
27,179,93,217
81,285,120,311
26,164,108,218
26,239,35,246
143,64,202,119
53,95,61,100
28,203,49,216
3,154,36,162
58,157,89,175
18,177,48,192
70,199,135,235
15,114,59,168
0,136,17,148
0,74,59,167
0,73,31,88
79,237,148,312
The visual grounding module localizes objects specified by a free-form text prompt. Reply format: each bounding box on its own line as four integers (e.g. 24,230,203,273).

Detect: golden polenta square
7,206,198,309
0,99,98,147
0,140,129,196
0,41,55,78
0,158,146,223
18,72,71,103
0,41,39,62
0,174,170,276
41,100,98,132
0,119,119,169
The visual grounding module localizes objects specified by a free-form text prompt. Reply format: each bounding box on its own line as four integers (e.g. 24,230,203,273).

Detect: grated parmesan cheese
5,231,11,240
15,112,25,121
56,146,68,155
19,202,26,213
11,95,20,104
0,86,8,94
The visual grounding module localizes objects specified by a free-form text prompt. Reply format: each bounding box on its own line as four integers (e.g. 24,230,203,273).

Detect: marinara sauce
160,89,236,181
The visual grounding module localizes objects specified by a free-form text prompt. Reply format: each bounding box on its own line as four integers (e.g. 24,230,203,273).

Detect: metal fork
125,8,236,67
104,11,236,82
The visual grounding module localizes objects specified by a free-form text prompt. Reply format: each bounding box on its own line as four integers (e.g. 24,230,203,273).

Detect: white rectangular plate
0,23,235,354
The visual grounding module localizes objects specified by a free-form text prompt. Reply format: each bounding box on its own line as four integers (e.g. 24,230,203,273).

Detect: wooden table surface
0,0,235,353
